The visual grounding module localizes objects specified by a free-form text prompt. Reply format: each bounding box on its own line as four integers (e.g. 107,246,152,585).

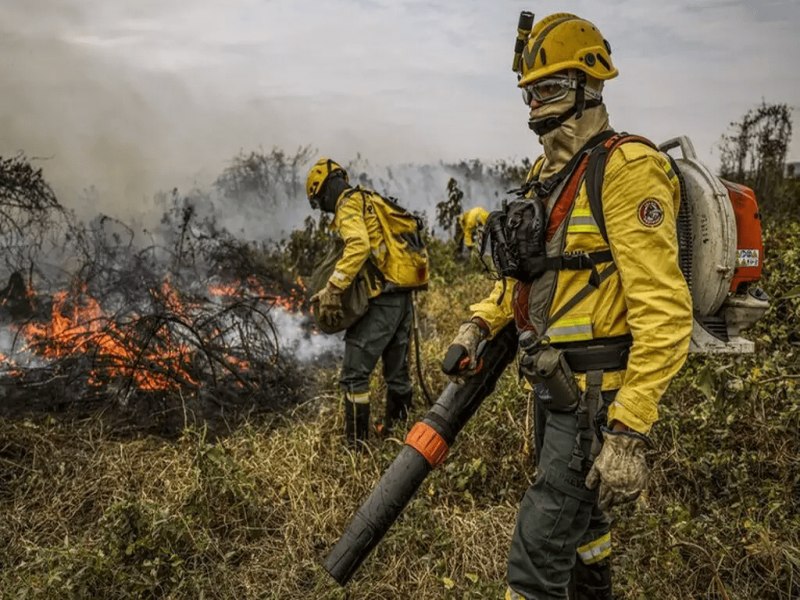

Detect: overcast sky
1,0,798,218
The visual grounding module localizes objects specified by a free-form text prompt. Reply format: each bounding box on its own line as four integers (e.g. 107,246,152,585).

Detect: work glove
443,321,486,384
311,282,344,327
585,427,651,511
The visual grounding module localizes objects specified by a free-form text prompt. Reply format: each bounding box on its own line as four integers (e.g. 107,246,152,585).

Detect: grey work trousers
339,291,413,396
507,385,615,599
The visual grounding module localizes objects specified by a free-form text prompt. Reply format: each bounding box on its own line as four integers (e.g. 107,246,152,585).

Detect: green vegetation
1,105,798,598
2,214,797,598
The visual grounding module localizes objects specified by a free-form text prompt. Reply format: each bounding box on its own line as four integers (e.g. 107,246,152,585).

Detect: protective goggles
521,74,600,106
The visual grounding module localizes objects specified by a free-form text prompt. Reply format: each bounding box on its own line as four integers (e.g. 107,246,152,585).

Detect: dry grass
1,232,798,599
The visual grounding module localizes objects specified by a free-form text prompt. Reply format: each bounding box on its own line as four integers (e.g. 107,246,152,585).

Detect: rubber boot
379,390,413,437
569,558,613,600
344,398,370,448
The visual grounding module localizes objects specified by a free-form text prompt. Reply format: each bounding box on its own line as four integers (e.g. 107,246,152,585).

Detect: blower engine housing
660,136,769,353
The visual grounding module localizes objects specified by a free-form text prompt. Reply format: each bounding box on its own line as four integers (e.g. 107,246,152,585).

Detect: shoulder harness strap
540,131,628,285
521,134,664,347
548,134,660,305
338,185,370,214
511,130,617,199
585,133,658,243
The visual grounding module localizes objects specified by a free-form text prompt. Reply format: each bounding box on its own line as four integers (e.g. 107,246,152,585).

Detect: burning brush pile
0,155,334,434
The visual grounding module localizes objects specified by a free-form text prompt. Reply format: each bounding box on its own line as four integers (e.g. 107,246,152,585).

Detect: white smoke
0,325,47,372
167,157,516,245
268,308,343,364
346,160,513,231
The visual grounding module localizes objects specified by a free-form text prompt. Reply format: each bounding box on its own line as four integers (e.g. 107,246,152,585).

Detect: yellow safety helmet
518,13,618,88
306,157,348,201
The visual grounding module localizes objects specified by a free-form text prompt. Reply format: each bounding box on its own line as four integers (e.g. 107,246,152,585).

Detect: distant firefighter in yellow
455,206,490,256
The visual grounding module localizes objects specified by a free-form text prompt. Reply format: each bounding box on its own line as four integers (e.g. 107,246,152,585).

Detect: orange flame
20,285,197,391
208,281,241,297
10,275,309,392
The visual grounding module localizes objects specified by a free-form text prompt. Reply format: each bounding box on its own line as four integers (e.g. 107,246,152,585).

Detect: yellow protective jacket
470,142,693,433
458,206,490,249
328,186,428,296
329,188,384,298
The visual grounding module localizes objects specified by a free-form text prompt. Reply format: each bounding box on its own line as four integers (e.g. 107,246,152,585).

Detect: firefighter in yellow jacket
307,159,428,446
456,206,490,254
446,13,693,599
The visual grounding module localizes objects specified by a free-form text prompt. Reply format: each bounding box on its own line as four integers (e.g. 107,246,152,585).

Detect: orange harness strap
517,135,616,331
545,157,591,242
513,281,534,333
608,134,653,151
544,132,646,242
405,422,449,468
514,133,656,332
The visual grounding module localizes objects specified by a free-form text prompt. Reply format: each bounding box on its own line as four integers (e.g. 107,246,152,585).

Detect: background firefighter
446,13,693,599
455,205,490,258
306,158,428,447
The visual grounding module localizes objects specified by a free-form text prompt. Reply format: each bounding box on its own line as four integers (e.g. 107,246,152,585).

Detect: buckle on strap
545,250,614,286
546,250,613,272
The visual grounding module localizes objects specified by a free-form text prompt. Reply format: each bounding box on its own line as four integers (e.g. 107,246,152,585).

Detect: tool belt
520,333,633,472
519,334,632,411
553,334,632,373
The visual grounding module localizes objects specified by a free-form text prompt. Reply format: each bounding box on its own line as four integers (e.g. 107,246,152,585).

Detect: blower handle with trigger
441,339,487,376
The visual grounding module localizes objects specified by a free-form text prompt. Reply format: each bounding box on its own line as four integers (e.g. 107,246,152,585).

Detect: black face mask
315,172,350,213
528,98,604,136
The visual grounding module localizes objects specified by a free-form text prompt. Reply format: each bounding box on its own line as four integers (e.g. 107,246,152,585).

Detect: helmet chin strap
528,72,602,136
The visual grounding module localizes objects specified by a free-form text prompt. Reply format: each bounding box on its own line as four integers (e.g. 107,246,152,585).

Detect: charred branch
0,168,318,437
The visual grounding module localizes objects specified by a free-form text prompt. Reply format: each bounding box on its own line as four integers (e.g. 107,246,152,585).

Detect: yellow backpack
348,189,429,291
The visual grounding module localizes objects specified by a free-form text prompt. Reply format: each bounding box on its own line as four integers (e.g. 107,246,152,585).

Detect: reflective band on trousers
577,532,612,565
545,315,593,343
345,391,370,405
567,207,601,234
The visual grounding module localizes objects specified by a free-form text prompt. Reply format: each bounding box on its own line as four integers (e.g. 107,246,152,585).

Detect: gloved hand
444,321,486,384
311,282,344,326
585,427,651,511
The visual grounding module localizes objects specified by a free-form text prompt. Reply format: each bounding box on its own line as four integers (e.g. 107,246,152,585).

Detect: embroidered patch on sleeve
638,198,665,227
